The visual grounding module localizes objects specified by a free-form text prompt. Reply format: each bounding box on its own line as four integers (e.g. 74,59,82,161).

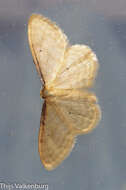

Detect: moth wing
39,101,75,171
52,45,98,89
28,14,68,88
39,90,100,170
49,89,101,135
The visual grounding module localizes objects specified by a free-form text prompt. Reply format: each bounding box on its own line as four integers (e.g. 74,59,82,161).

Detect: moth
28,14,101,171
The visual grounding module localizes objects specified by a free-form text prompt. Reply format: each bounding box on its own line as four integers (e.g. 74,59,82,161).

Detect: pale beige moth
28,14,101,171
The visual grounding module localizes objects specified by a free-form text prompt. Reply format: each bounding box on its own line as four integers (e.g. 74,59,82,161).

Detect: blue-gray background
0,0,126,190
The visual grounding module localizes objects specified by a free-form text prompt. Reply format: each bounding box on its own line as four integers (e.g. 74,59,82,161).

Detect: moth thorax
40,88,51,98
